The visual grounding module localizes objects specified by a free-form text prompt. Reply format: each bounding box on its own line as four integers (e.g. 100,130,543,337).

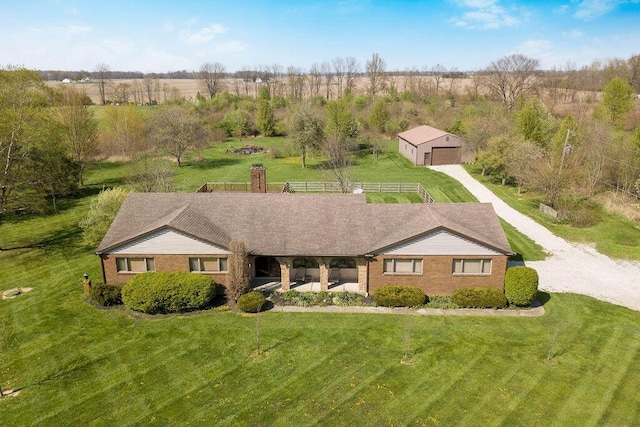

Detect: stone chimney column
250,164,267,193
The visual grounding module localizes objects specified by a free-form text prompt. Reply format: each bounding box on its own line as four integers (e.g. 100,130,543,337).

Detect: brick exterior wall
101,254,229,287
367,255,508,295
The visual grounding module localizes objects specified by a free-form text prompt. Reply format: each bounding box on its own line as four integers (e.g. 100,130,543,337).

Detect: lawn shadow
189,157,243,170
536,291,551,306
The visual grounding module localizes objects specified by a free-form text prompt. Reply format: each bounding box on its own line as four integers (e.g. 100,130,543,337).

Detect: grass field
1,227,639,425
11,138,633,424
465,164,640,260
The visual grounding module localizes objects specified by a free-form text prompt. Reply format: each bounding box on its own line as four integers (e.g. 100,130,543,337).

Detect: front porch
252,278,361,294
251,255,367,294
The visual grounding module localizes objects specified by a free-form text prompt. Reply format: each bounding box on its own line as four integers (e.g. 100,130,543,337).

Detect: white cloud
179,24,228,44
574,0,639,20
450,0,521,29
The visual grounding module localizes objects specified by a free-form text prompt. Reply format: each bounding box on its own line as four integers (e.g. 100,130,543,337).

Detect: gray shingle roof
96,193,512,256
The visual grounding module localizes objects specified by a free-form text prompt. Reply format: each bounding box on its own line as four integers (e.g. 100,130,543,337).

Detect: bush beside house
505,266,539,306
374,285,426,307
89,283,123,306
121,272,217,314
452,287,508,309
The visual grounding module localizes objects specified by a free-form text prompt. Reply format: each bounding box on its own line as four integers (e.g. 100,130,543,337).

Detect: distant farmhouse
398,125,464,166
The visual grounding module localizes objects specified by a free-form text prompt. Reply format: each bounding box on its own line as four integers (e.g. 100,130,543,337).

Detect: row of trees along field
2,52,639,225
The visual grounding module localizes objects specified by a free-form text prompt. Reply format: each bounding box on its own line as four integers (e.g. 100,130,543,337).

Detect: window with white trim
383,258,423,274
116,257,155,273
189,257,228,273
452,259,492,274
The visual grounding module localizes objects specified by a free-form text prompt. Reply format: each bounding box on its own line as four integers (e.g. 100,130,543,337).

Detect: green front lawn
465,164,640,260
3,139,608,424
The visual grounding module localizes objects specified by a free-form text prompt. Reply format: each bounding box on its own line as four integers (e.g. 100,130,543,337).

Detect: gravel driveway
431,165,640,312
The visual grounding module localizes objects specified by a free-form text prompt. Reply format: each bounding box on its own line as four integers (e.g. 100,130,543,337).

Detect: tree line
2,51,639,226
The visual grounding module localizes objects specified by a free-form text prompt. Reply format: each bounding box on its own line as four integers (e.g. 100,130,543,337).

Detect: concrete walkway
431,164,640,312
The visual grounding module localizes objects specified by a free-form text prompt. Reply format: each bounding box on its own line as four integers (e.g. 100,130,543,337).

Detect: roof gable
379,229,502,256
110,229,230,255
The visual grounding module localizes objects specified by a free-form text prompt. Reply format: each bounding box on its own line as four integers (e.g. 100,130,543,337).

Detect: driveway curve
431,165,640,312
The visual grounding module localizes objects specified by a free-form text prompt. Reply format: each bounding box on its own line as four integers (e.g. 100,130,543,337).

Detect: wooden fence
197,181,435,203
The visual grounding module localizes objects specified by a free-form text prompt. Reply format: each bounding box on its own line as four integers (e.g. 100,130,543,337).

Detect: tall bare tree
56,86,99,185
94,63,111,105
321,61,333,99
287,66,306,99
308,63,322,97
332,57,345,97
142,76,157,105
483,54,539,110
366,53,387,97
430,64,446,96
344,56,360,94
200,62,226,99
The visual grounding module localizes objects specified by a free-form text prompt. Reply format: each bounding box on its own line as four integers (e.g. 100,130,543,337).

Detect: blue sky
1,0,639,73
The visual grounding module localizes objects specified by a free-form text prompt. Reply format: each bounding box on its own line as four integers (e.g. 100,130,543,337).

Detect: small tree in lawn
227,240,251,304
79,187,129,247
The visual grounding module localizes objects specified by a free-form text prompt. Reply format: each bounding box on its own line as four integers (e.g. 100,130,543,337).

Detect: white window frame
452,259,492,275
116,257,155,273
383,258,423,275
189,257,228,273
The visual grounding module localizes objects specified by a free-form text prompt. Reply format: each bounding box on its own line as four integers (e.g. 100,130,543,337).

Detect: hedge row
452,287,507,308
121,272,217,314
374,285,426,307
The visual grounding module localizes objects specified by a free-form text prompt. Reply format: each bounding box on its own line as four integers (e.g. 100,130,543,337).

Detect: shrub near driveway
121,272,217,314
505,266,539,306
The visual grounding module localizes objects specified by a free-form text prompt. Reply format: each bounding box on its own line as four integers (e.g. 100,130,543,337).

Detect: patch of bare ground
596,191,640,222
0,389,21,398
2,287,34,300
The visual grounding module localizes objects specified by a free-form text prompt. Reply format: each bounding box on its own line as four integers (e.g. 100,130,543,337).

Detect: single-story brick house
398,125,464,166
96,192,514,295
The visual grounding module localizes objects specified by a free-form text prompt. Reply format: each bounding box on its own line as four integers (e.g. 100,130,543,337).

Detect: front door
254,256,281,278
424,152,431,166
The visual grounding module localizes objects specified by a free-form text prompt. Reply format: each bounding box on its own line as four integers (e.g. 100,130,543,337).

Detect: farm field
7,138,639,425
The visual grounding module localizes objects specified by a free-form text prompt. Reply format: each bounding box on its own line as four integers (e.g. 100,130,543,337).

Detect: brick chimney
250,164,267,193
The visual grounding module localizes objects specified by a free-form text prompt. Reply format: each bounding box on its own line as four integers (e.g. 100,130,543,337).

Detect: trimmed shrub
237,292,266,313
374,285,426,307
505,266,539,306
452,287,507,309
121,272,217,314
89,283,123,306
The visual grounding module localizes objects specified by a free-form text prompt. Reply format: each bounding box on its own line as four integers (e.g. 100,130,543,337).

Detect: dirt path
431,165,640,312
